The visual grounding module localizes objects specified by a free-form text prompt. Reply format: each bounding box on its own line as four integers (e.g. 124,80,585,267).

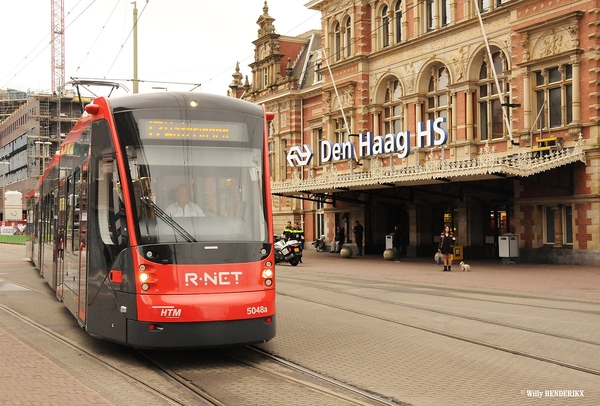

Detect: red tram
26,92,276,348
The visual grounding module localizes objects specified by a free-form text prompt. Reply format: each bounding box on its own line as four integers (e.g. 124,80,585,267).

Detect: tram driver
165,184,205,217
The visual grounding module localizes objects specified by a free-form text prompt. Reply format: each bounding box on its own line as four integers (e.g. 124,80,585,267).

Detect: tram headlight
262,267,274,287
138,266,156,291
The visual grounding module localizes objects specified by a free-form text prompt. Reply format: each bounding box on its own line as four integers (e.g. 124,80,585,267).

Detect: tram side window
66,170,81,252
98,158,127,247
42,190,58,247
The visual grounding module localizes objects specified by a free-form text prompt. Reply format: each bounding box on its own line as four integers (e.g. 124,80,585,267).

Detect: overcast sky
0,0,320,96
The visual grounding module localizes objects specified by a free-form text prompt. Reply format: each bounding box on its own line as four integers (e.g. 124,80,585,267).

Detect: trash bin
499,233,519,264
386,233,394,250
452,245,463,261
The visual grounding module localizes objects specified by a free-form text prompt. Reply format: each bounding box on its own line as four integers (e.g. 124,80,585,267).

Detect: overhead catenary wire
0,0,97,90
104,0,150,79
72,0,122,77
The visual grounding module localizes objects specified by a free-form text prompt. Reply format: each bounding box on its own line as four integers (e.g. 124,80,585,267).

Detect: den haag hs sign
287,118,448,167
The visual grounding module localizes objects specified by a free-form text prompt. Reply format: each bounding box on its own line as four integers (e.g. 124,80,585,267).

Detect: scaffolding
1,92,81,183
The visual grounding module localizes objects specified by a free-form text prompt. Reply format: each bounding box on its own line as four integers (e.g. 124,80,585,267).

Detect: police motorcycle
312,235,326,252
274,234,303,266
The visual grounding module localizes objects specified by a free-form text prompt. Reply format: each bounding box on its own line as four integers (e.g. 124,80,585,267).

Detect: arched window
382,6,390,48
345,18,352,57
383,79,403,134
395,1,402,43
478,51,507,140
334,22,341,61
426,66,449,124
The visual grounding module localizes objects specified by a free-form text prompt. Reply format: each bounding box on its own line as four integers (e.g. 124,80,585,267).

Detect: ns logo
286,145,313,167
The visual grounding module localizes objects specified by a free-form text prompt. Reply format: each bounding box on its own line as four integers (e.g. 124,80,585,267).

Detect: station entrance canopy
271,138,586,200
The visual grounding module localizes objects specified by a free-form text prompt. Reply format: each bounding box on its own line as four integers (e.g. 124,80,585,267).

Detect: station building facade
239,0,598,266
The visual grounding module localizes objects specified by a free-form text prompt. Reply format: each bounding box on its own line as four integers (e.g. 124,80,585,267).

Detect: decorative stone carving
403,62,416,93
341,88,354,108
451,46,469,81
521,32,530,62
536,31,566,58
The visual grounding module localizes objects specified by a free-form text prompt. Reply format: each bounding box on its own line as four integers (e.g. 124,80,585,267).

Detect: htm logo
286,144,313,167
152,306,182,318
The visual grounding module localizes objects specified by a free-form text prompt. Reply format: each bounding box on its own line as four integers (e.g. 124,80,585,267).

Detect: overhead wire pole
133,1,139,94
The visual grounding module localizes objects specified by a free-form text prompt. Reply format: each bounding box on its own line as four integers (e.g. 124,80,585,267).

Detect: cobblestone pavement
1,242,598,405
297,248,600,301
265,248,600,405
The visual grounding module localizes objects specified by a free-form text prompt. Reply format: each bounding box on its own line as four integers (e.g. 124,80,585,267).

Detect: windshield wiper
140,196,197,242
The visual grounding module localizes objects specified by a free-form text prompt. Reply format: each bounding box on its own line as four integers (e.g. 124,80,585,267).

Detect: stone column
522,68,531,133
571,56,581,125
466,89,473,141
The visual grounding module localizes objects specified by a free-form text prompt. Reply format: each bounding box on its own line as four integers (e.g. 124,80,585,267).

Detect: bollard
340,246,353,258
383,248,396,261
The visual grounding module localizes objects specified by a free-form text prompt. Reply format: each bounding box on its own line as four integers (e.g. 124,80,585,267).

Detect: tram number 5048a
247,306,269,315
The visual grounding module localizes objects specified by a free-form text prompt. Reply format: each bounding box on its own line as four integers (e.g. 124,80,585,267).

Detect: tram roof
106,92,263,116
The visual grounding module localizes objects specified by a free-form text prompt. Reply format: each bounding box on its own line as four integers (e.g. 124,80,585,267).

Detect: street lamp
1,161,9,223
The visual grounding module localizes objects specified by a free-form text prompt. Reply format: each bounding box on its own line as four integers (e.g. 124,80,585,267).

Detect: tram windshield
113,109,268,245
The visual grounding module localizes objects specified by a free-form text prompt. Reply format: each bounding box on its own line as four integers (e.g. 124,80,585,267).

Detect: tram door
55,180,67,298
78,165,89,322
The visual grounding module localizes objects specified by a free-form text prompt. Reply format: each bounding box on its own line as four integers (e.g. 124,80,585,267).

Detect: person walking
330,225,345,253
438,225,456,271
392,224,402,262
353,220,364,255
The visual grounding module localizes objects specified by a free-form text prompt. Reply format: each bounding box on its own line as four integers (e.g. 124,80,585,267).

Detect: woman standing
438,225,456,271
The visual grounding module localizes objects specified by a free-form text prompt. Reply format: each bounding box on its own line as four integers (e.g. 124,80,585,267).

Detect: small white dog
460,261,471,272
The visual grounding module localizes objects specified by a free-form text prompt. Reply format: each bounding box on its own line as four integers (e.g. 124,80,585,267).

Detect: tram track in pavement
278,276,600,377
283,274,600,315
4,296,395,406
1,258,407,405
139,345,408,406
0,277,406,405
0,302,207,405
281,277,600,346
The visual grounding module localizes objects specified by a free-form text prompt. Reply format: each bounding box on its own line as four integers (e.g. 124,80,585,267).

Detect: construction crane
51,0,65,95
